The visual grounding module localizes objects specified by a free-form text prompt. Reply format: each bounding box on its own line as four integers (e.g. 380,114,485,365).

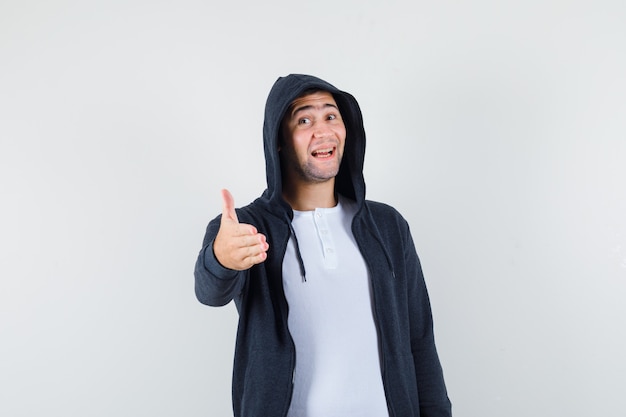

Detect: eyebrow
291,103,339,118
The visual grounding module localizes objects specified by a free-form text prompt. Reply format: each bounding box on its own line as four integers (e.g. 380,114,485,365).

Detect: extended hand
213,189,269,270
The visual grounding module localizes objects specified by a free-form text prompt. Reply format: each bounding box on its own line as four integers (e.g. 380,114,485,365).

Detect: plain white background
1,0,625,415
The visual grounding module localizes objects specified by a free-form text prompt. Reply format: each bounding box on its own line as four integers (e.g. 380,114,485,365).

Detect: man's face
280,91,346,185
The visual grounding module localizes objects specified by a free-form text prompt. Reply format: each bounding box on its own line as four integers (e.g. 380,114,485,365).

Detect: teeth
313,148,333,156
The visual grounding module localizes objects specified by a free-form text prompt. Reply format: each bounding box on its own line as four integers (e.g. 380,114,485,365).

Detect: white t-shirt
283,197,389,417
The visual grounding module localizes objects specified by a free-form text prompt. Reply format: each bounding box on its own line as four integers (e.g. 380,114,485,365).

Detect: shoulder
360,200,414,246
363,200,407,225
359,200,421,265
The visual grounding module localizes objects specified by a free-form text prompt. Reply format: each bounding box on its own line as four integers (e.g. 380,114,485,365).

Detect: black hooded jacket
195,74,452,417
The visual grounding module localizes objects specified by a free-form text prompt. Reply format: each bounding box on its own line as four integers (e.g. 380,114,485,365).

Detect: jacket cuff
202,240,239,280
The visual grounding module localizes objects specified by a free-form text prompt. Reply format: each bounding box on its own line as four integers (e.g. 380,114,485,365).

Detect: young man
195,74,452,417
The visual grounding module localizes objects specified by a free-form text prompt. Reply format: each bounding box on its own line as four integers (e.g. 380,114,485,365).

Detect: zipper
282,336,296,417
277,228,297,417
353,220,396,417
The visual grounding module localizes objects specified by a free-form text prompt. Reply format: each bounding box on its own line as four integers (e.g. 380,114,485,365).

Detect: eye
298,117,311,125
327,114,336,121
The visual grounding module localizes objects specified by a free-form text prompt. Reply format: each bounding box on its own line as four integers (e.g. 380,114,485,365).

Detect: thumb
221,188,239,223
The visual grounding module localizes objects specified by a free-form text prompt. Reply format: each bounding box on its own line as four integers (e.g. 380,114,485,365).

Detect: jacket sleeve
194,215,247,307
405,227,452,417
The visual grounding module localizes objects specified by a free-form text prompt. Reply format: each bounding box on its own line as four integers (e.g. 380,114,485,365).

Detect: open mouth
311,147,335,158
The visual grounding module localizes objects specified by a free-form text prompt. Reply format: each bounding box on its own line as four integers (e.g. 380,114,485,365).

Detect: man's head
278,89,347,187
262,74,366,205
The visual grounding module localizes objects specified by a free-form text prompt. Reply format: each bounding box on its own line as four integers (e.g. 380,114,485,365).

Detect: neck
282,179,337,211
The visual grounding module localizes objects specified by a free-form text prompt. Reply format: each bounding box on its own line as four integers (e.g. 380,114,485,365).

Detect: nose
312,122,332,139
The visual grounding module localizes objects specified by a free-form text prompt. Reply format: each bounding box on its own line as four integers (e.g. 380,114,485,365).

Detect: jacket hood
261,74,367,213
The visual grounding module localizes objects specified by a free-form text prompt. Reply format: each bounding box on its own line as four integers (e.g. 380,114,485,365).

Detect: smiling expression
279,91,347,185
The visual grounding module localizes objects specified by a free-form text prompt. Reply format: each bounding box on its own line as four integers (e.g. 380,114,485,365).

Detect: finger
221,188,239,223
230,233,267,256
242,241,269,267
221,234,268,270
230,231,266,250
248,250,268,266
234,223,258,237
